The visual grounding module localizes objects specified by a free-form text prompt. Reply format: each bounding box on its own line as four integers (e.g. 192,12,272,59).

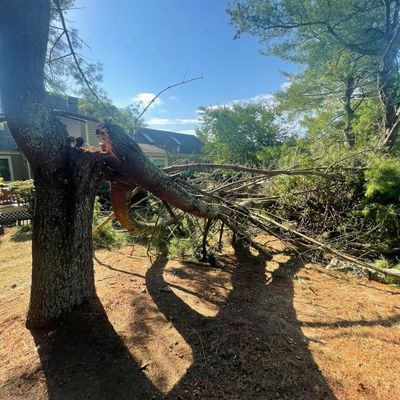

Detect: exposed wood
92,212,115,235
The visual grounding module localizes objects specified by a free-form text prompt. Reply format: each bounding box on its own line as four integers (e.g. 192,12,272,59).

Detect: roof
48,94,79,113
135,128,203,154
138,143,167,155
0,130,18,151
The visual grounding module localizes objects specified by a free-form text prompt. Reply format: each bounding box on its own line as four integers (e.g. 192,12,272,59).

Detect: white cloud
247,93,275,104
204,92,276,111
280,81,292,91
177,129,196,135
147,117,199,126
132,92,162,108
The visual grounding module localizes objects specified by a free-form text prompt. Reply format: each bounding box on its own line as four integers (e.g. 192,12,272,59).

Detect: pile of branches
93,124,400,280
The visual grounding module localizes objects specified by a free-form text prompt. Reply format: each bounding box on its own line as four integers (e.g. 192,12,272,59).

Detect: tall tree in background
228,0,400,149
197,103,284,164
276,51,376,147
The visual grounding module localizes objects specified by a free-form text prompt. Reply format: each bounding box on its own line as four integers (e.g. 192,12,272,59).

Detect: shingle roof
48,94,79,113
138,143,167,155
135,128,203,154
0,129,18,151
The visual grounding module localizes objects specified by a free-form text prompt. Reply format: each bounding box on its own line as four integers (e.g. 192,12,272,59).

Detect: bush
8,180,35,211
360,157,400,250
167,237,198,259
365,157,400,204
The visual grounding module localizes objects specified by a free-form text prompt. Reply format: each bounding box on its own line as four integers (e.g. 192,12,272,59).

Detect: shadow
302,314,400,328
145,243,338,399
31,241,340,399
31,296,160,400
10,226,32,242
94,254,145,279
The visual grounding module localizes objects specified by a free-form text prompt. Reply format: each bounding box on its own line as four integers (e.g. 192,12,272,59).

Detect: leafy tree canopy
228,0,400,149
197,102,285,165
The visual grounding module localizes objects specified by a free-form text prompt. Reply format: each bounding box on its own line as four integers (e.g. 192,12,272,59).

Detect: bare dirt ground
0,229,399,400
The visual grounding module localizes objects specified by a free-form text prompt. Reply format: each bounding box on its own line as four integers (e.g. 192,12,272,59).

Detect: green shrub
167,237,198,259
360,157,400,249
365,157,400,204
8,180,35,211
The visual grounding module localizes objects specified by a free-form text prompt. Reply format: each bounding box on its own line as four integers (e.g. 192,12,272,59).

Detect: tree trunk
26,151,101,328
378,53,398,149
343,76,355,147
0,1,106,328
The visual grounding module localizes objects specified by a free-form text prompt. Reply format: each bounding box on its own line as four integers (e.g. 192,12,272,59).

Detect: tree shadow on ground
30,240,349,400
145,243,338,399
31,297,159,400
10,227,32,242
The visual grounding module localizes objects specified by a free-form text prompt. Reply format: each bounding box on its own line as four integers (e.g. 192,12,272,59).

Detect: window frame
0,155,14,181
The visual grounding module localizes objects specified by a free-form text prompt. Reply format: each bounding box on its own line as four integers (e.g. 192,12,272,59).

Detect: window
0,121,5,131
0,157,13,181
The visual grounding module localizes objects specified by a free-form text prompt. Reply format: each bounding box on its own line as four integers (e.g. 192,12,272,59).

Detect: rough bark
0,0,103,328
99,123,221,218
27,151,101,328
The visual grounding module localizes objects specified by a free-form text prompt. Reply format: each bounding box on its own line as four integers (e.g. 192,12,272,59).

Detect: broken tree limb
98,122,281,258
97,122,397,277
111,182,174,234
163,163,342,178
254,212,400,279
92,212,115,235
100,122,221,219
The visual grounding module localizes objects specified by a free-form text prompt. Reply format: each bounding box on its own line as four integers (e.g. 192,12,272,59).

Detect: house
0,94,99,181
135,127,204,166
0,95,204,181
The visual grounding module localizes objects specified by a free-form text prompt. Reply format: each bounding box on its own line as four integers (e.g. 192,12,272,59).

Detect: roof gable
135,128,203,154
0,129,18,151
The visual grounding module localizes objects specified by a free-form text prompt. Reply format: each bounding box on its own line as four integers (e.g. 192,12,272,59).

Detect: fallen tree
95,123,400,280
1,1,398,329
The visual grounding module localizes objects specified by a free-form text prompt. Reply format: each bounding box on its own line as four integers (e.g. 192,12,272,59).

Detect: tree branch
133,75,203,129
53,0,113,118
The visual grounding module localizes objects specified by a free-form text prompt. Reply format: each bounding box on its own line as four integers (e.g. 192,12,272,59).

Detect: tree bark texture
0,0,103,328
27,152,101,328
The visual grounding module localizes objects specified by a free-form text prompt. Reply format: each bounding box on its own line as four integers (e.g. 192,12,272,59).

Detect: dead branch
92,212,115,235
254,212,400,279
134,76,203,129
53,0,113,118
163,163,341,178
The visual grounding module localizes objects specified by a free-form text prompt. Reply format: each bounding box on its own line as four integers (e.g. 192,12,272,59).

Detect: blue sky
69,0,297,134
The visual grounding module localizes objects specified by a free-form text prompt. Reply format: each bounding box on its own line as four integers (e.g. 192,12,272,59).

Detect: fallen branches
163,163,341,178
96,121,399,282
253,212,400,279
